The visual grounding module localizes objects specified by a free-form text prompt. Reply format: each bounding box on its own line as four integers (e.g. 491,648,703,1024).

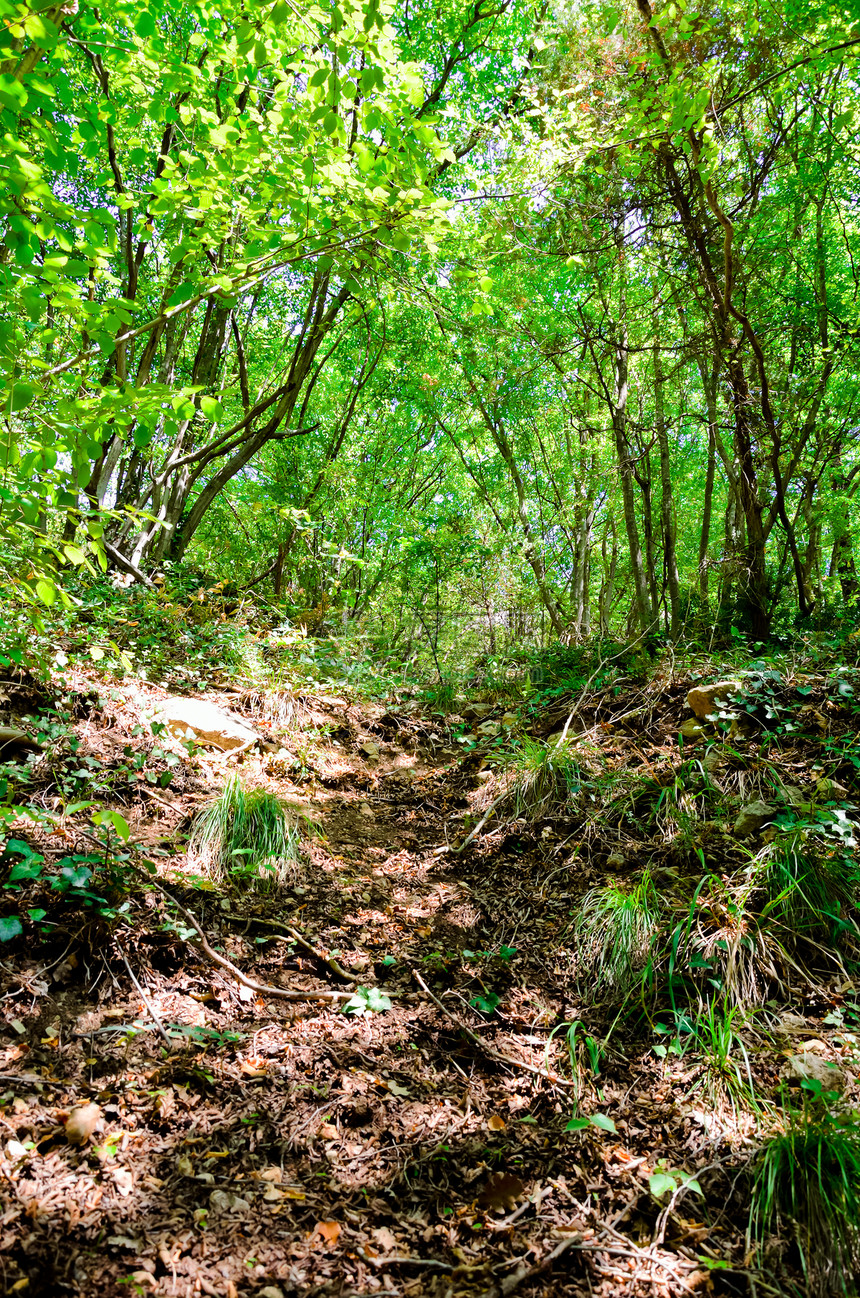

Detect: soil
0,669,856,1297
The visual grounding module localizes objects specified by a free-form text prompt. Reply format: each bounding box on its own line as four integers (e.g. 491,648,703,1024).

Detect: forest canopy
1,0,859,667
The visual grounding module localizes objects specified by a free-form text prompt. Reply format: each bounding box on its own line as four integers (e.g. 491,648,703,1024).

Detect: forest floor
0,659,858,1298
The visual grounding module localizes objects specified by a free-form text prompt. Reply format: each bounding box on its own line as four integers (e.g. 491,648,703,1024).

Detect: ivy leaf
0,916,23,941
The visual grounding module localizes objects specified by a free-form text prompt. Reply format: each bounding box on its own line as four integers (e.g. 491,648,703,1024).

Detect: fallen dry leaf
372,1226,398,1253
478,1172,524,1211
312,1221,342,1248
488,1114,506,1131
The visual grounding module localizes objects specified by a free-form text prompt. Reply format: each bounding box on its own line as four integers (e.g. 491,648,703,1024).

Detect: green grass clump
760,838,859,945
509,736,581,820
189,772,305,887
750,1108,860,1294
689,1001,760,1116
574,871,660,995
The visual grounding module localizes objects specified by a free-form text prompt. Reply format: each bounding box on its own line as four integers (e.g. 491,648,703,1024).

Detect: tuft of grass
688,1000,761,1116
574,871,660,996
189,772,306,887
760,837,859,946
750,1107,860,1295
508,736,581,821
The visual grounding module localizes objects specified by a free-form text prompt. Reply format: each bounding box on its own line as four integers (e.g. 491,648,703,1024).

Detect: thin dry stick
454,790,508,854
150,880,354,1003
412,969,573,1088
222,912,357,982
119,950,173,1048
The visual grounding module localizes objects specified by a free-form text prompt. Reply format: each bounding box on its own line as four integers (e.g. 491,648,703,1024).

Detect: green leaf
135,10,157,38
8,858,44,883
469,992,501,1014
92,809,131,842
0,917,23,941
4,382,37,413
589,1113,616,1133
199,395,223,420
565,1116,590,1131
648,1171,676,1198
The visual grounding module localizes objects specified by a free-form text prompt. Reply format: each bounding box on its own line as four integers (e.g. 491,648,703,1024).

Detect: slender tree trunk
653,336,681,637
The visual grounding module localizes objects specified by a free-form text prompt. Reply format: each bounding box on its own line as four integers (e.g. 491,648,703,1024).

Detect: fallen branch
222,912,358,983
119,949,173,1048
412,969,573,1088
149,879,355,1003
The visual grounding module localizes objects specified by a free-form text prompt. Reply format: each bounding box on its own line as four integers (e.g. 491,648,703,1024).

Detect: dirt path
0,683,845,1296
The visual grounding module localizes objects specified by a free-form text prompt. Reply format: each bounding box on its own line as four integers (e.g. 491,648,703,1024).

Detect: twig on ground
483,1233,582,1297
118,949,173,1048
412,969,573,1087
149,878,354,1003
222,912,358,982
454,790,509,854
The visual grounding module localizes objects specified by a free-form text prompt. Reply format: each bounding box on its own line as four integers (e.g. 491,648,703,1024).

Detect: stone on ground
155,697,261,751
686,680,743,720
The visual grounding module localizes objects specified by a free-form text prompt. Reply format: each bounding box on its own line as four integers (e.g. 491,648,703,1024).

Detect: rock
733,801,775,837
360,740,380,759
686,680,743,721
501,712,518,728
462,702,492,720
679,718,707,741
64,1103,103,1145
154,698,261,752
702,749,723,773
783,1052,845,1091
606,852,625,868
359,802,374,817
0,726,42,755
477,720,501,736
816,777,850,799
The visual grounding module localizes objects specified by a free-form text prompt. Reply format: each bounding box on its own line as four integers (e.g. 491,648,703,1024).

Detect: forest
1,0,860,1295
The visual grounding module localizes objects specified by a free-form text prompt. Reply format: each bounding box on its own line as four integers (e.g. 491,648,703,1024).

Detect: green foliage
573,871,660,997
188,773,308,887
760,838,860,946
507,736,581,821
750,1103,860,1295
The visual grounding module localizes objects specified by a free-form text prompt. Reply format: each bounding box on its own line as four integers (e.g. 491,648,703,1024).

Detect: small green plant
749,1099,860,1295
688,1000,760,1115
343,986,392,1016
188,773,308,887
573,870,660,995
547,1019,603,1096
760,837,859,945
507,736,581,820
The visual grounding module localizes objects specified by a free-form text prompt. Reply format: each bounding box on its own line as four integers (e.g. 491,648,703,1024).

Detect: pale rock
702,749,723,773
686,680,743,721
733,801,775,837
783,1052,845,1091
359,802,375,818
477,720,501,736
462,702,492,720
816,777,850,799
501,712,518,728
154,697,261,752
64,1102,103,1145
679,718,706,741
360,740,380,759
606,852,625,868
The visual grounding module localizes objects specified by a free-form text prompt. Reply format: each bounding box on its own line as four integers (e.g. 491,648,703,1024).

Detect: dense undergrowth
2,573,860,1294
